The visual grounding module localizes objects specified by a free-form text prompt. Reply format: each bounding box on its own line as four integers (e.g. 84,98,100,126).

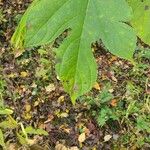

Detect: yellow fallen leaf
92,147,97,150
93,82,101,90
7,73,18,78
25,103,31,112
78,133,86,143
23,113,32,120
59,125,70,134
20,71,28,77
58,96,65,103
60,112,69,118
34,101,40,107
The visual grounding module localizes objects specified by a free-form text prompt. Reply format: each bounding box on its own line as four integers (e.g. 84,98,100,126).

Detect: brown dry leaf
45,84,55,92
93,82,101,90
7,143,19,150
130,146,138,150
30,144,45,150
83,127,90,136
109,56,118,63
110,99,118,107
70,147,79,150
14,49,25,58
44,114,54,123
59,124,71,134
55,143,68,150
78,133,86,143
111,76,118,82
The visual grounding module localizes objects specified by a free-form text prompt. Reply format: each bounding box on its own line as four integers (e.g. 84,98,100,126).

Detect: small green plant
0,73,6,107
0,114,48,148
0,129,6,150
136,116,150,133
11,0,150,104
86,84,119,126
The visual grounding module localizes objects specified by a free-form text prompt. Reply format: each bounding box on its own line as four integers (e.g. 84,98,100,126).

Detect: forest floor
0,0,150,150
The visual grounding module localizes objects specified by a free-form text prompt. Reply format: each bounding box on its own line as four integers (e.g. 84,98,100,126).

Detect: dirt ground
0,0,150,150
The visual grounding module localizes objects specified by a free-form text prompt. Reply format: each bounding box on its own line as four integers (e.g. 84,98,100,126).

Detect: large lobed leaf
11,0,136,103
128,0,150,45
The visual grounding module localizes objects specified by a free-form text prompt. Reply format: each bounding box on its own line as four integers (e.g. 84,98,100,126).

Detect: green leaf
97,106,118,126
16,133,28,145
0,108,13,115
11,0,41,50
136,116,150,133
128,0,150,45
0,129,6,149
0,116,18,129
25,126,48,136
99,89,114,104
12,0,136,103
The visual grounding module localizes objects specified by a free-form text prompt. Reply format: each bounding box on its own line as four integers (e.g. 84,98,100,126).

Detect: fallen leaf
55,143,67,150
59,124,71,134
113,134,119,140
30,144,45,150
110,56,118,62
93,82,101,90
20,71,28,77
7,73,18,78
45,84,55,92
14,49,24,58
7,143,19,150
58,96,65,103
34,101,40,107
70,147,79,150
23,112,32,120
44,114,54,123
27,138,37,145
60,112,69,118
104,134,112,142
83,127,90,136
78,133,86,143
110,99,118,107
111,76,118,82
25,103,31,112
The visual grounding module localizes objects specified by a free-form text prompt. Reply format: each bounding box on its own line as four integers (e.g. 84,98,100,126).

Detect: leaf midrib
71,0,91,96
